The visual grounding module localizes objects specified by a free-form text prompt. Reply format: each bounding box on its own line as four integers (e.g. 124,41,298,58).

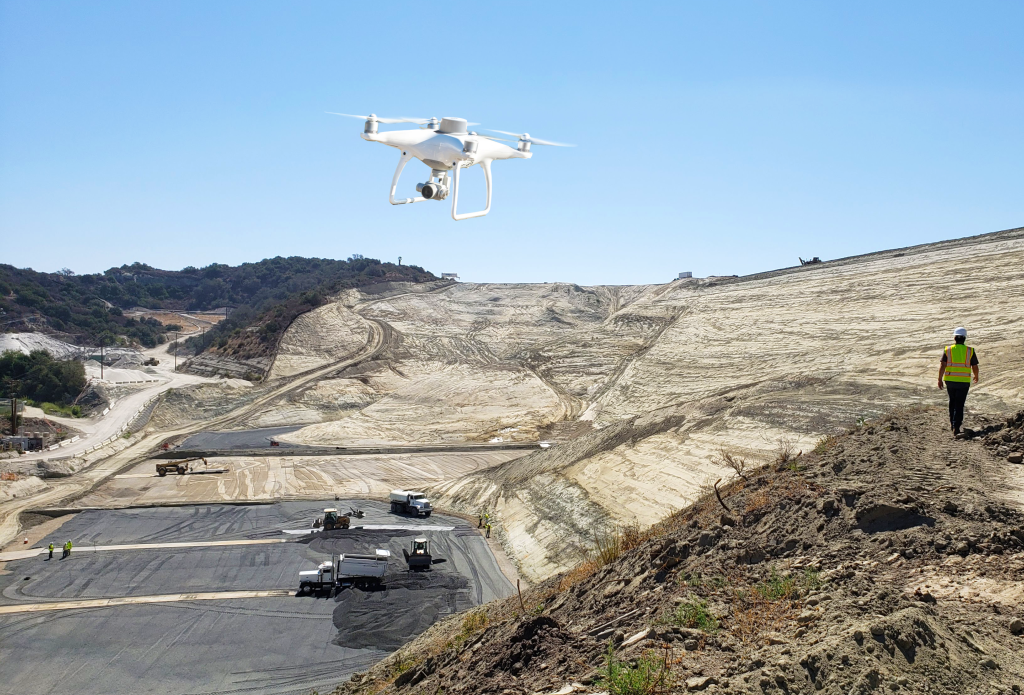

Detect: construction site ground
334,407,1024,695
75,450,528,507
0,501,512,695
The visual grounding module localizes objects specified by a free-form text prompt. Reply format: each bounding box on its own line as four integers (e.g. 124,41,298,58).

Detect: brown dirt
332,406,1024,695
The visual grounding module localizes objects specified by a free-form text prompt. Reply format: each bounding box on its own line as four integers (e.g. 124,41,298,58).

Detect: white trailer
389,490,432,517
298,549,391,593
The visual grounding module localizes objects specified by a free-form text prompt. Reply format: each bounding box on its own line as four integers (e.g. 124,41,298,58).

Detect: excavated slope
269,227,1024,580
332,407,1024,695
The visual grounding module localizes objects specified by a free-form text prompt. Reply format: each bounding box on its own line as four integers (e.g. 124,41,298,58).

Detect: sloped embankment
333,407,1024,695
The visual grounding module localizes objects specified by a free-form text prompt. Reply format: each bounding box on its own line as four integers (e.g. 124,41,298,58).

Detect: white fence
73,394,160,459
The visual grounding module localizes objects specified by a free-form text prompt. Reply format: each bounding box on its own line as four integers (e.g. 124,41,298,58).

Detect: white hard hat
953,327,967,338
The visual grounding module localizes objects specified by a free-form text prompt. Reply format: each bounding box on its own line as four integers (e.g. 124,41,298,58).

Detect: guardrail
72,394,161,459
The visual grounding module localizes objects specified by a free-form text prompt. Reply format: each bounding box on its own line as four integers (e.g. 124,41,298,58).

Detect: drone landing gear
451,159,492,221
387,152,493,221
388,152,427,205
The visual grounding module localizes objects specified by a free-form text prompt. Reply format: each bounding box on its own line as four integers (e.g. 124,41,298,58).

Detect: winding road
0,320,389,547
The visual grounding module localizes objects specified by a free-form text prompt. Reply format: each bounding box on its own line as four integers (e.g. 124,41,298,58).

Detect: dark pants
946,381,970,430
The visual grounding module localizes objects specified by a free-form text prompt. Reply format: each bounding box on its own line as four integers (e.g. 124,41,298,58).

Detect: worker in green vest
48,542,54,560
937,327,979,437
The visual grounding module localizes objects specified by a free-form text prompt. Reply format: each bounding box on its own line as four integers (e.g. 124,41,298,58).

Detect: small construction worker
67,540,73,556
938,327,979,437
485,523,491,539
48,543,54,560
477,514,483,528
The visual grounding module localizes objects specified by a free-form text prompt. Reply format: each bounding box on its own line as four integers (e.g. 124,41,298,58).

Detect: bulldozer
311,508,350,531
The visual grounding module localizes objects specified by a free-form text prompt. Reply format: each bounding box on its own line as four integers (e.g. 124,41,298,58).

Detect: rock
686,676,718,691
943,501,959,514
797,610,818,624
684,639,699,651
870,624,885,636
765,633,787,645
980,657,998,670
805,597,820,606
1008,453,1023,464
1009,618,1024,635
603,581,624,598
720,514,736,527
620,627,650,647
698,532,715,547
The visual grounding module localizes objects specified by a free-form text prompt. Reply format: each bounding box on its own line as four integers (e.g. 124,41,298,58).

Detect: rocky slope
331,407,1024,695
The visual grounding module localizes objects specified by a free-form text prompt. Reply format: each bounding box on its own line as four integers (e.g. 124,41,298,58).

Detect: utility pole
174,331,178,371
100,344,104,381
201,327,206,353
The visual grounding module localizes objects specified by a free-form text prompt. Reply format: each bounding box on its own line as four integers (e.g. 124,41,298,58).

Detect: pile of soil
334,407,1024,695
982,409,1024,465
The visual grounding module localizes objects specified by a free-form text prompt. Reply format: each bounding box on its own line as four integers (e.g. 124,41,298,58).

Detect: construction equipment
348,508,365,519
155,457,220,476
298,549,391,593
389,490,432,517
311,508,350,531
404,537,432,570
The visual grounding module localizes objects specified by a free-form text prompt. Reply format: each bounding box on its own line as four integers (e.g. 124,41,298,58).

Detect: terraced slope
264,227,1024,581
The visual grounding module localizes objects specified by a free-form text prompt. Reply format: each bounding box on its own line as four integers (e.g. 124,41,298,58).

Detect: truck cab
389,490,433,517
298,561,335,594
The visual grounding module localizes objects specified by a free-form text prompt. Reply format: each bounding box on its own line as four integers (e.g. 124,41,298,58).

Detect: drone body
331,113,571,220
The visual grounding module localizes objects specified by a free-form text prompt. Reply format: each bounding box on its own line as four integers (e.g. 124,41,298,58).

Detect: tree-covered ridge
0,257,435,348
0,350,87,406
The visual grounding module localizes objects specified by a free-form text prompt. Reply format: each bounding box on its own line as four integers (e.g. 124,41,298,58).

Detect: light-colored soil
268,302,372,378
76,450,528,507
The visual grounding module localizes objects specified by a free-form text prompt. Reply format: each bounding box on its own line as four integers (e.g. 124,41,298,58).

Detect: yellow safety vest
943,344,973,383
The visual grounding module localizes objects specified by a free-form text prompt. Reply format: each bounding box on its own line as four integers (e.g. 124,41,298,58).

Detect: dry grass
774,436,798,465
813,434,838,455
712,446,749,480
557,520,653,592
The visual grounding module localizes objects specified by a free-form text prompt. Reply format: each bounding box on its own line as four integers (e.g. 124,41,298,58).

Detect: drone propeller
485,129,575,147
327,112,430,125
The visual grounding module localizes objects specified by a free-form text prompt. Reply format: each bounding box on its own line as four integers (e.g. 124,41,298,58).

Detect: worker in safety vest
937,327,979,437
48,543,54,560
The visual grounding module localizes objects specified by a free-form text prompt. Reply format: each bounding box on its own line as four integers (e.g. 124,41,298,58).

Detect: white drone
330,113,573,220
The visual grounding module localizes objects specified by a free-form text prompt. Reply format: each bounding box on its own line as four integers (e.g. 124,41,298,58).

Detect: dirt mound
333,407,1024,695
983,409,1024,465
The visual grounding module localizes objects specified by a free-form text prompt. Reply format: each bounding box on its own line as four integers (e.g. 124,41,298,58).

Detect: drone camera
463,140,478,155
417,182,449,200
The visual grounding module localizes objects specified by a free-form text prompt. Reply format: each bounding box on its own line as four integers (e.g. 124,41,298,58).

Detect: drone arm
389,151,427,205
451,159,492,221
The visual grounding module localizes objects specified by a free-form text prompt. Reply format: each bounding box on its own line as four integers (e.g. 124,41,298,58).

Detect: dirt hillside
253,226,1024,582
332,406,1024,695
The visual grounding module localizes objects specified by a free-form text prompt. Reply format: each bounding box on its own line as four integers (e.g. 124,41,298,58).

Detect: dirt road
0,320,387,547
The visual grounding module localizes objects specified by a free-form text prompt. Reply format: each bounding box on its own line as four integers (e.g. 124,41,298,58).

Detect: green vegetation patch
1,350,86,406
599,644,672,695
663,596,719,633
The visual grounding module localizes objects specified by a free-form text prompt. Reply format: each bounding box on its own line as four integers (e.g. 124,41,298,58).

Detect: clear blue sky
2,2,1021,284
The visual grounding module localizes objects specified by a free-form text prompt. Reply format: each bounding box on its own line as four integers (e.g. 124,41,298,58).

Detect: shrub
665,597,719,633
599,644,671,695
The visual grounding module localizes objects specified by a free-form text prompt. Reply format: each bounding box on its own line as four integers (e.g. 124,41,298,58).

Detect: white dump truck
298,549,391,593
389,490,433,517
